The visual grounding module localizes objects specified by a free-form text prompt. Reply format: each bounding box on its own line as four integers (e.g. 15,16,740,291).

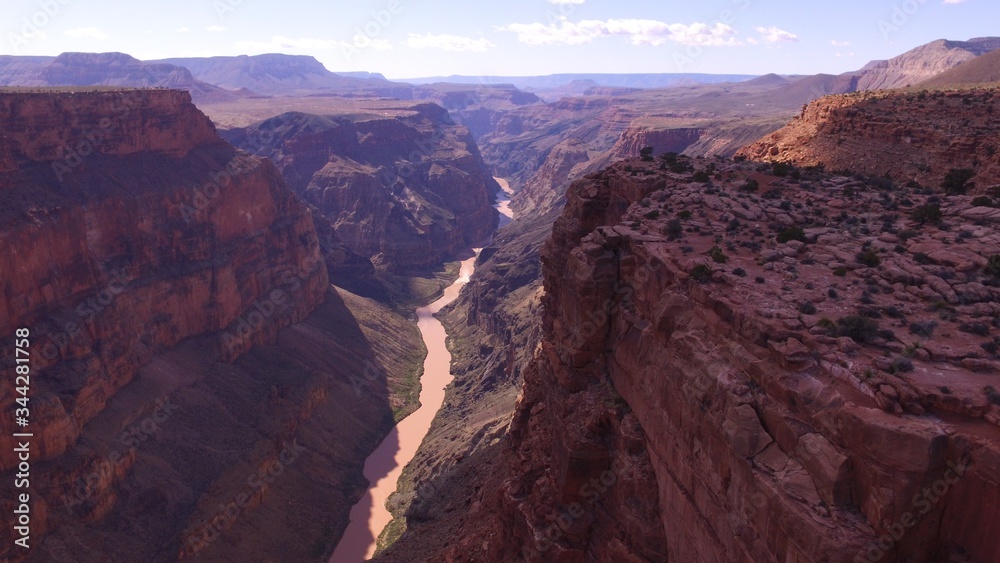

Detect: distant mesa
0,51,244,102
154,53,411,97
919,47,1000,88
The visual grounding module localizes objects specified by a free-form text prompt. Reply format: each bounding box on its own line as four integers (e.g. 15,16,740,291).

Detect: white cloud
499,19,739,47
176,27,191,33
831,39,851,47
835,51,856,58
943,0,966,4
206,25,227,32
548,0,585,3
406,33,495,52
756,26,799,44
235,35,392,52
63,27,109,41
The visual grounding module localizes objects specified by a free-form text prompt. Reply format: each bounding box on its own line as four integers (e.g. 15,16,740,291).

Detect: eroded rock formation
380,156,1000,562
0,89,424,562
738,88,1000,193
222,103,499,272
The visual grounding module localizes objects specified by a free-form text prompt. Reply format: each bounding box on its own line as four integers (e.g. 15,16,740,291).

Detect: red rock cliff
737,88,1000,192
0,89,407,562
383,156,1000,563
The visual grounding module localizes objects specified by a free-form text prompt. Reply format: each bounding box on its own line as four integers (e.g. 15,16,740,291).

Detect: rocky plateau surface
739,87,1000,194
381,155,1000,562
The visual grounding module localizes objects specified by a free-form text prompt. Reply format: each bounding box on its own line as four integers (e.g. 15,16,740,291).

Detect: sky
3,0,998,79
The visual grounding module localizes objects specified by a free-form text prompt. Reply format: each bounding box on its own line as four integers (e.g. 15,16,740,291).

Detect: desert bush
959,322,990,336
857,248,881,267
837,315,879,343
942,168,975,195
909,321,938,338
690,264,714,283
776,226,806,243
911,204,943,224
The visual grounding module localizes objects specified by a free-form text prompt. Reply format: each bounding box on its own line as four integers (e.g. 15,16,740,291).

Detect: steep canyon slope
0,89,425,562
220,102,500,275
738,87,1000,192
383,156,1000,562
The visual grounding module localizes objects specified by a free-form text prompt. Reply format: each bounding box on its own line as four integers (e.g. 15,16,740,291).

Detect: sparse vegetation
909,321,938,338
690,264,714,283
911,204,942,225
776,226,806,244
836,315,879,343
857,248,881,267
942,168,975,196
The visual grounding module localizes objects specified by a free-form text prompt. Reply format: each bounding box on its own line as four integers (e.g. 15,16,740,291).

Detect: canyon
380,154,1000,563
2,34,1000,563
0,89,466,562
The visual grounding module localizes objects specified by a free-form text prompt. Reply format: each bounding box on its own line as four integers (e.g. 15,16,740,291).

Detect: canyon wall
0,90,425,562
738,88,1000,192
221,102,500,273
382,156,1000,562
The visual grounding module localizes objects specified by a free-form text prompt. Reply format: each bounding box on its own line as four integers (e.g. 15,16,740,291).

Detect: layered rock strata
381,156,1000,562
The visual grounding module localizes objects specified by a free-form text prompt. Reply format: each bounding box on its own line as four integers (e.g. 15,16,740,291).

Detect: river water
330,179,514,562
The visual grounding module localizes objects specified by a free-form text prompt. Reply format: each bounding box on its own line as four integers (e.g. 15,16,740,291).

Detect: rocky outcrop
738,87,1000,192
0,90,426,562
381,156,1000,562
611,125,703,160
222,103,500,272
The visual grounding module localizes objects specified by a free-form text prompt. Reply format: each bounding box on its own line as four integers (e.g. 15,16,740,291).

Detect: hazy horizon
4,0,998,79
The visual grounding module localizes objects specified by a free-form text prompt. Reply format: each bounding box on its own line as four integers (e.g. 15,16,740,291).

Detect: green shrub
772,162,790,177
776,226,806,244
857,248,881,267
692,170,711,183
836,315,879,343
690,264,714,283
911,204,942,224
987,255,1000,277
664,219,683,240
942,168,975,195
798,302,817,315
708,246,727,264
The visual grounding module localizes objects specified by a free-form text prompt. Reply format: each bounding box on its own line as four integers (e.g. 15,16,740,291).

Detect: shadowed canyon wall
0,89,425,562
